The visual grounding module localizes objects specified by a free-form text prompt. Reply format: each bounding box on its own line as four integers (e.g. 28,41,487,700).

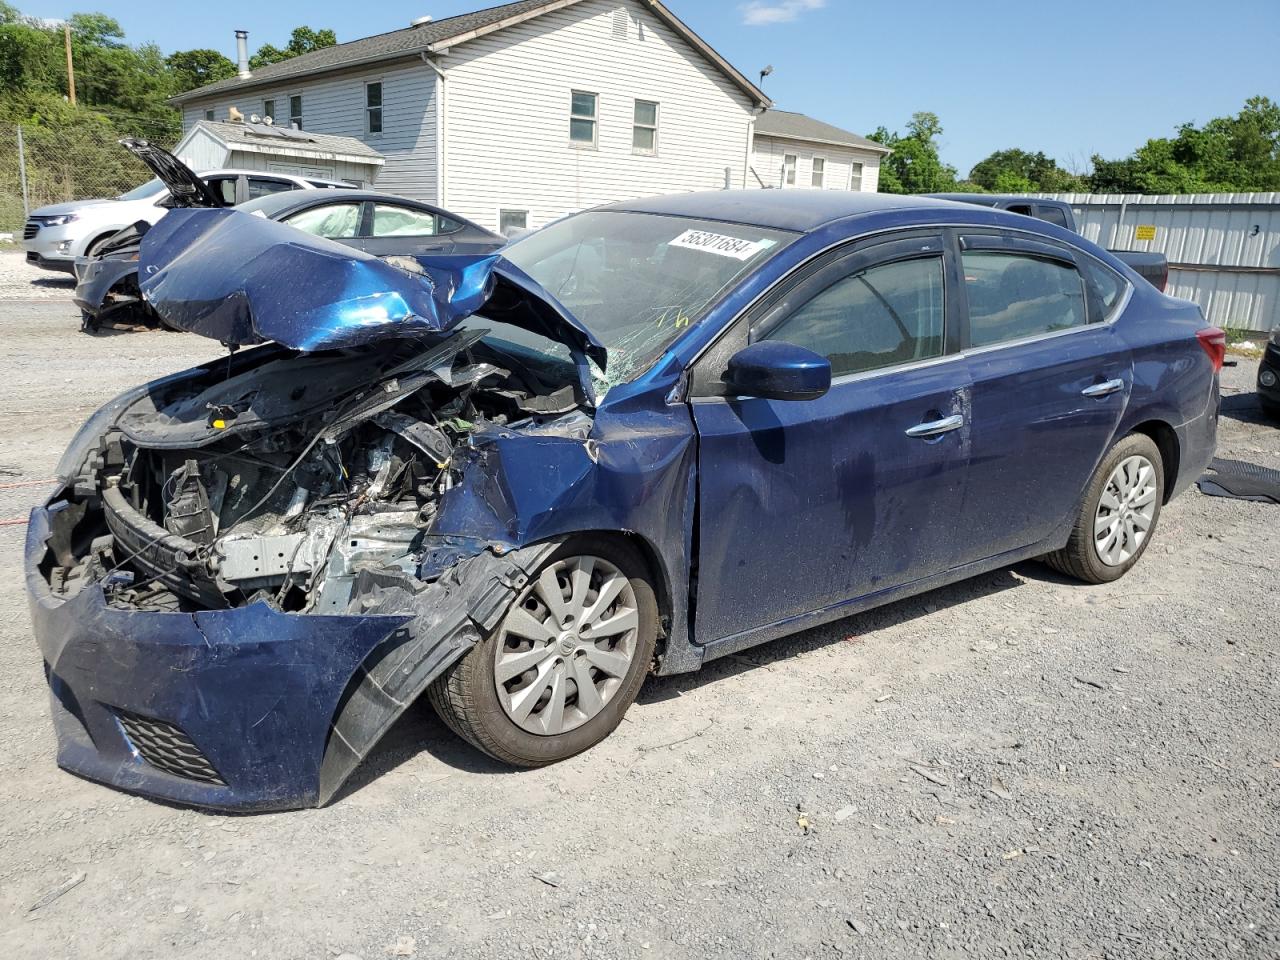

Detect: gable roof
754,110,891,155
171,0,769,108
178,120,385,166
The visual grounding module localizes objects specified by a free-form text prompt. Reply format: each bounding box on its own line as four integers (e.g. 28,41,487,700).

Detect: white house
173,120,385,186
173,0,776,233
751,110,890,193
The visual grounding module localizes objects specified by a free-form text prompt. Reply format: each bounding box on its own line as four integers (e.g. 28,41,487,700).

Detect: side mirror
724,341,831,401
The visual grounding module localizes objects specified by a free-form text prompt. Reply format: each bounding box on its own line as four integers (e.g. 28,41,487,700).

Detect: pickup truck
928,194,1169,291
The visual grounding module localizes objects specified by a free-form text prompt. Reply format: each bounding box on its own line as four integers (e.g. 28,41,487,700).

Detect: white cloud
740,0,826,26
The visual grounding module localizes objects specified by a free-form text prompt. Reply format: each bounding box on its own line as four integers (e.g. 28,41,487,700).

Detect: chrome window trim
684,222,1134,386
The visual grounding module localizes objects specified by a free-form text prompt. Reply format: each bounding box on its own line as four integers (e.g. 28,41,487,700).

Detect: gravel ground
0,264,1277,960
0,248,79,301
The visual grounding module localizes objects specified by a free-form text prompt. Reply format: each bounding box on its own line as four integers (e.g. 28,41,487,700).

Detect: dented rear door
689,233,973,644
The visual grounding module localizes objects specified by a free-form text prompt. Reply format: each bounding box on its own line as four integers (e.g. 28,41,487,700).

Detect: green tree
869,111,958,194
167,48,236,93
1088,97,1280,193
968,148,1085,193
250,25,337,69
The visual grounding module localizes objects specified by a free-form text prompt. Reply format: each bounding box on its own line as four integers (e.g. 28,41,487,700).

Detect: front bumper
73,257,140,317
25,250,76,274
27,500,409,812
24,224,80,273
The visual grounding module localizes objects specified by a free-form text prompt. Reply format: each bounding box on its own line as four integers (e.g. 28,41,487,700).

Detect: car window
370,204,440,237
283,202,364,239
762,256,946,378
204,177,237,205
962,251,1087,347
1081,256,1127,322
247,177,296,200
1037,205,1070,228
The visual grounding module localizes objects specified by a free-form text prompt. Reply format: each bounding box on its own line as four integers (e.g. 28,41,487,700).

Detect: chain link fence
0,113,181,236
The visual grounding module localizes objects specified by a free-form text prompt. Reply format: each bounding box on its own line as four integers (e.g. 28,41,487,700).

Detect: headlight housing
40,213,79,227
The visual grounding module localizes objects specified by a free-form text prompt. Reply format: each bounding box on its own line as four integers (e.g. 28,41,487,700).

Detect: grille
115,709,225,785
23,220,39,240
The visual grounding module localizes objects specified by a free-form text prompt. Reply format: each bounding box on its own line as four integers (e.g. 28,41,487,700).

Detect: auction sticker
669,229,772,260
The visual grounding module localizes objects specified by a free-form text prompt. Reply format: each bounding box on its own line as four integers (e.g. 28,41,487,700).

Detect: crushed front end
29,329,590,810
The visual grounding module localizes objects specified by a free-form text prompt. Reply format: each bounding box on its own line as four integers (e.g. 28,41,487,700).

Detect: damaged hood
137,207,607,368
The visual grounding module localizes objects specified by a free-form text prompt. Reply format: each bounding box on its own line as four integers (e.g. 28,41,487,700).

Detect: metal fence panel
1040,192,1280,334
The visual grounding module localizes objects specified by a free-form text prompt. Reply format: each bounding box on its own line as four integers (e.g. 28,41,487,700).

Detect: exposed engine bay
44,329,591,615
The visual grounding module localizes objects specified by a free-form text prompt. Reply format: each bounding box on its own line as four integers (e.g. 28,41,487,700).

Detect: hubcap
1094,455,1158,567
493,555,639,736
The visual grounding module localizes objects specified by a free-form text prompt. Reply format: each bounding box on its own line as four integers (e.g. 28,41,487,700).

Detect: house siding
440,0,757,230
179,60,437,199
751,134,882,193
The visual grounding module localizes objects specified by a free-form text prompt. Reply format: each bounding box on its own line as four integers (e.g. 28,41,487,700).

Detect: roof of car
237,189,502,236
601,190,969,233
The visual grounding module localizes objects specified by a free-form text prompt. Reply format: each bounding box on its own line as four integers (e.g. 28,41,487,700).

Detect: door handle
905,414,964,438
1081,379,1125,398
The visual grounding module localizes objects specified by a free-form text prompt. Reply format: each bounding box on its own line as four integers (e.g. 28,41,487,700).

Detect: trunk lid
120,137,227,209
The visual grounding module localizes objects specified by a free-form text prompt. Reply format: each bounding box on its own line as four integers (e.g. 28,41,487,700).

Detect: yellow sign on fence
1134,224,1157,241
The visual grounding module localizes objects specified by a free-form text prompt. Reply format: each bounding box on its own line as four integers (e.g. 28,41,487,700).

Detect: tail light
1196,326,1226,373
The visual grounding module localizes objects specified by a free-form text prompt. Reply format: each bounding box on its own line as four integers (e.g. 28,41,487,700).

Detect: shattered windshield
497,211,796,389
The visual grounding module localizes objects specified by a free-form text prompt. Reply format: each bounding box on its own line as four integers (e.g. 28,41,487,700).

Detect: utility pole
64,23,76,106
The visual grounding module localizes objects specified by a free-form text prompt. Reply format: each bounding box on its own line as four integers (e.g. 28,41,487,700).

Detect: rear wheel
428,537,658,766
1043,433,1165,584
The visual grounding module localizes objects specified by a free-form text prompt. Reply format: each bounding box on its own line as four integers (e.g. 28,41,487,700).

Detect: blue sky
25,0,1279,175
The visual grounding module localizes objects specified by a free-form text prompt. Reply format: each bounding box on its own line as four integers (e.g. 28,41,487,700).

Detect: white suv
23,169,351,273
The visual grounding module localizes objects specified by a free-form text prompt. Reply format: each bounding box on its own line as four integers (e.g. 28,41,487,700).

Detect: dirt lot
0,251,1277,960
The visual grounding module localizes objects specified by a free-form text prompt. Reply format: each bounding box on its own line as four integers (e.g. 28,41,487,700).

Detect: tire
428,536,658,767
1043,433,1165,584
84,232,119,258
1261,397,1280,421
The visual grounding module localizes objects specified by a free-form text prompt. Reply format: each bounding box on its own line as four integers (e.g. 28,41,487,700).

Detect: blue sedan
27,191,1222,810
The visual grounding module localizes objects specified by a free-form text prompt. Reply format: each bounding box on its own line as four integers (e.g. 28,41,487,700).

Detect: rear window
963,252,1087,347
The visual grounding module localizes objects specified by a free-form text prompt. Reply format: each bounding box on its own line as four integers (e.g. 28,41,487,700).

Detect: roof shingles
754,110,890,154
173,0,558,102
197,120,384,162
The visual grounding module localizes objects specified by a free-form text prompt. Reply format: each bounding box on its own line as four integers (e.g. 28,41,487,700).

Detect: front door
689,234,973,645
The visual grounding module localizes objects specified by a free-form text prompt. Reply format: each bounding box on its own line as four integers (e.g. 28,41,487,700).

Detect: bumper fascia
27,500,410,812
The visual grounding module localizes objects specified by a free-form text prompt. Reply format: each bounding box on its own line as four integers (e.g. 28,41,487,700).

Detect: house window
263,99,276,122
499,209,529,235
633,100,658,154
849,161,864,191
811,157,825,188
289,95,303,129
205,109,214,121
569,91,597,147
782,154,797,187
366,82,382,135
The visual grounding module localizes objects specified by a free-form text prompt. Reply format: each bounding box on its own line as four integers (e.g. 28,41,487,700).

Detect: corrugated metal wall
1040,193,1280,334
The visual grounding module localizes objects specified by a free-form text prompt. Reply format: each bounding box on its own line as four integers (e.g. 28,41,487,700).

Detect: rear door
689,232,973,643
955,231,1133,561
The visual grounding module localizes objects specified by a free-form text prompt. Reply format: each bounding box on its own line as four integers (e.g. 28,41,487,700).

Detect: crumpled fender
316,540,558,805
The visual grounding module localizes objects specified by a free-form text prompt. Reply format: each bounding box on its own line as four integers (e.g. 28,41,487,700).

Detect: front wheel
428,537,658,767
1043,433,1165,584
